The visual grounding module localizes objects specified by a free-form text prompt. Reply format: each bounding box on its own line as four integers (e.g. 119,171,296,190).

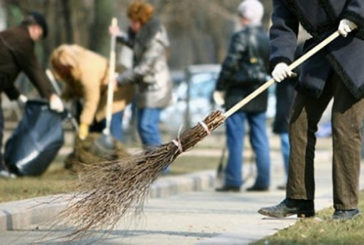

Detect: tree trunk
60,0,73,43
0,0,7,31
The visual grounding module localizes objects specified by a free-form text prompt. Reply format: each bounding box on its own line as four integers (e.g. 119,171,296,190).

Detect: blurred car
161,64,278,132
161,64,222,131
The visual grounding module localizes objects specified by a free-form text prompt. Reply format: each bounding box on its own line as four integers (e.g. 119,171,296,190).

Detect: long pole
46,69,79,131
224,31,341,118
103,17,118,135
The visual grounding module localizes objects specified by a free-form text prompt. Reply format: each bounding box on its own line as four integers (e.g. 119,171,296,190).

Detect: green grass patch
169,155,220,175
0,154,222,203
254,191,364,245
0,162,78,203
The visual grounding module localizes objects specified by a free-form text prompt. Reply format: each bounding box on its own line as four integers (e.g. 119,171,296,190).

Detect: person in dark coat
274,44,302,190
258,0,364,220
214,0,271,192
0,12,64,178
273,78,296,190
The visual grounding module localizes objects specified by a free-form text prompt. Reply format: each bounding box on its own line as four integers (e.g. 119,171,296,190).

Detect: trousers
287,72,364,210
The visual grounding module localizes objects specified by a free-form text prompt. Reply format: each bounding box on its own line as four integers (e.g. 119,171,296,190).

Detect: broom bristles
60,110,226,238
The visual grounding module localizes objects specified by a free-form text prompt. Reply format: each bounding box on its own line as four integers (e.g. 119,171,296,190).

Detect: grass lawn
254,191,364,245
0,154,221,203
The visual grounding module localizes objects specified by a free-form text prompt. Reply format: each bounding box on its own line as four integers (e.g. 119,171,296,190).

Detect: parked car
160,64,222,131
161,64,278,132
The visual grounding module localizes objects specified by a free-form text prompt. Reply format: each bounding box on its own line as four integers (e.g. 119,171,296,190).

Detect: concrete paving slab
1,158,363,244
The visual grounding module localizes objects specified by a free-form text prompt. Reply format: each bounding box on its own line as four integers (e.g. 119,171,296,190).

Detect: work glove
49,93,64,113
338,19,357,38
109,24,121,36
271,63,297,82
213,90,225,106
78,123,89,140
117,69,136,86
17,94,28,105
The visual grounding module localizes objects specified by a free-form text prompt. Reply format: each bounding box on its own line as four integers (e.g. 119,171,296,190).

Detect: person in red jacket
0,12,63,178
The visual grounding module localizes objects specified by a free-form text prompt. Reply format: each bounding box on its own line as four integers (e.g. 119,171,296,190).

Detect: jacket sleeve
343,0,364,29
79,72,101,126
133,32,166,82
216,33,246,91
116,28,135,48
13,49,53,99
4,84,20,100
269,0,299,70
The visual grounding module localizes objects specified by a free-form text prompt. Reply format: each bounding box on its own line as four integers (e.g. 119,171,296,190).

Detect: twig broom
60,31,341,237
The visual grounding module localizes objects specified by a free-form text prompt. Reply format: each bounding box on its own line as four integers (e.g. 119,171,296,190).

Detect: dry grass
0,153,226,204
0,162,78,203
254,191,364,245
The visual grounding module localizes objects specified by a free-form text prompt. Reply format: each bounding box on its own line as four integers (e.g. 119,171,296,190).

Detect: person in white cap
214,0,271,192
259,0,364,220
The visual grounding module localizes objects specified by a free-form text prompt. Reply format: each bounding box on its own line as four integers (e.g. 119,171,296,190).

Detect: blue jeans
92,111,124,142
225,111,270,188
137,108,162,146
280,132,290,178
110,111,124,142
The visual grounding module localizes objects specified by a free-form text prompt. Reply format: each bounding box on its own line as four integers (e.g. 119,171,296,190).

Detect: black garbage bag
4,100,66,176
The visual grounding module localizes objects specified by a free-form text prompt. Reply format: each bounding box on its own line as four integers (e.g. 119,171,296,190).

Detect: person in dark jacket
258,0,364,220
214,0,271,192
0,12,64,178
273,78,296,190
274,44,302,190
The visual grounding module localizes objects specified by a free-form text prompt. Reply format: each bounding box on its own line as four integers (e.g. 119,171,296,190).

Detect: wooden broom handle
223,30,341,118
104,17,118,135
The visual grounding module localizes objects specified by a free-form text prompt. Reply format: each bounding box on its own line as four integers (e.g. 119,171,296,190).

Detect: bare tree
2,0,273,69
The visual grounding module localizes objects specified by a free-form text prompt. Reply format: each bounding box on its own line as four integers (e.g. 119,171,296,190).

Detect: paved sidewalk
1,150,363,244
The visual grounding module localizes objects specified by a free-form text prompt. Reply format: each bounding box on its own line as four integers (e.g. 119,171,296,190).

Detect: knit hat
23,11,48,38
237,0,264,26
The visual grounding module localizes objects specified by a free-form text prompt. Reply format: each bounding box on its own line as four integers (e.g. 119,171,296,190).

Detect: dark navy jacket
270,0,364,99
216,26,269,113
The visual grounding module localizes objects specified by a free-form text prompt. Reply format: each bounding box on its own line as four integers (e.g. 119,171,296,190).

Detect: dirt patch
64,133,130,171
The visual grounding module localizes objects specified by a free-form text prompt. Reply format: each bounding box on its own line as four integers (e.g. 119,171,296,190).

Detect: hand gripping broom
91,18,118,155
61,31,341,236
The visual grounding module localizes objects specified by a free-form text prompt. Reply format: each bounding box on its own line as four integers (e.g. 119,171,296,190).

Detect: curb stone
0,170,216,231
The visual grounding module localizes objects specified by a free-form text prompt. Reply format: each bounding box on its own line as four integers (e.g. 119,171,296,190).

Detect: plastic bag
4,100,65,176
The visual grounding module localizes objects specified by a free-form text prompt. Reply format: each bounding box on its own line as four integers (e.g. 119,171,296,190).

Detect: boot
258,198,315,218
333,209,361,220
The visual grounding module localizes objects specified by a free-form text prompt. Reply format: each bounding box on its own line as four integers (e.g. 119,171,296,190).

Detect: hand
272,63,297,82
338,19,357,37
213,91,225,106
117,69,135,85
109,25,121,36
18,94,28,105
49,93,64,113
113,74,119,91
78,123,89,140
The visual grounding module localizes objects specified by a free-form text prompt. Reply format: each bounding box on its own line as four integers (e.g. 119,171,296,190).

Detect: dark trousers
287,73,364,210
0,105,3,170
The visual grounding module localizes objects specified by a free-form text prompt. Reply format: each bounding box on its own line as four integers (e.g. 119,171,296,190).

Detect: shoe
0,170,17,179
215,185,241,192
333,209,361,220
246,185,269,192
258,198,315,218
